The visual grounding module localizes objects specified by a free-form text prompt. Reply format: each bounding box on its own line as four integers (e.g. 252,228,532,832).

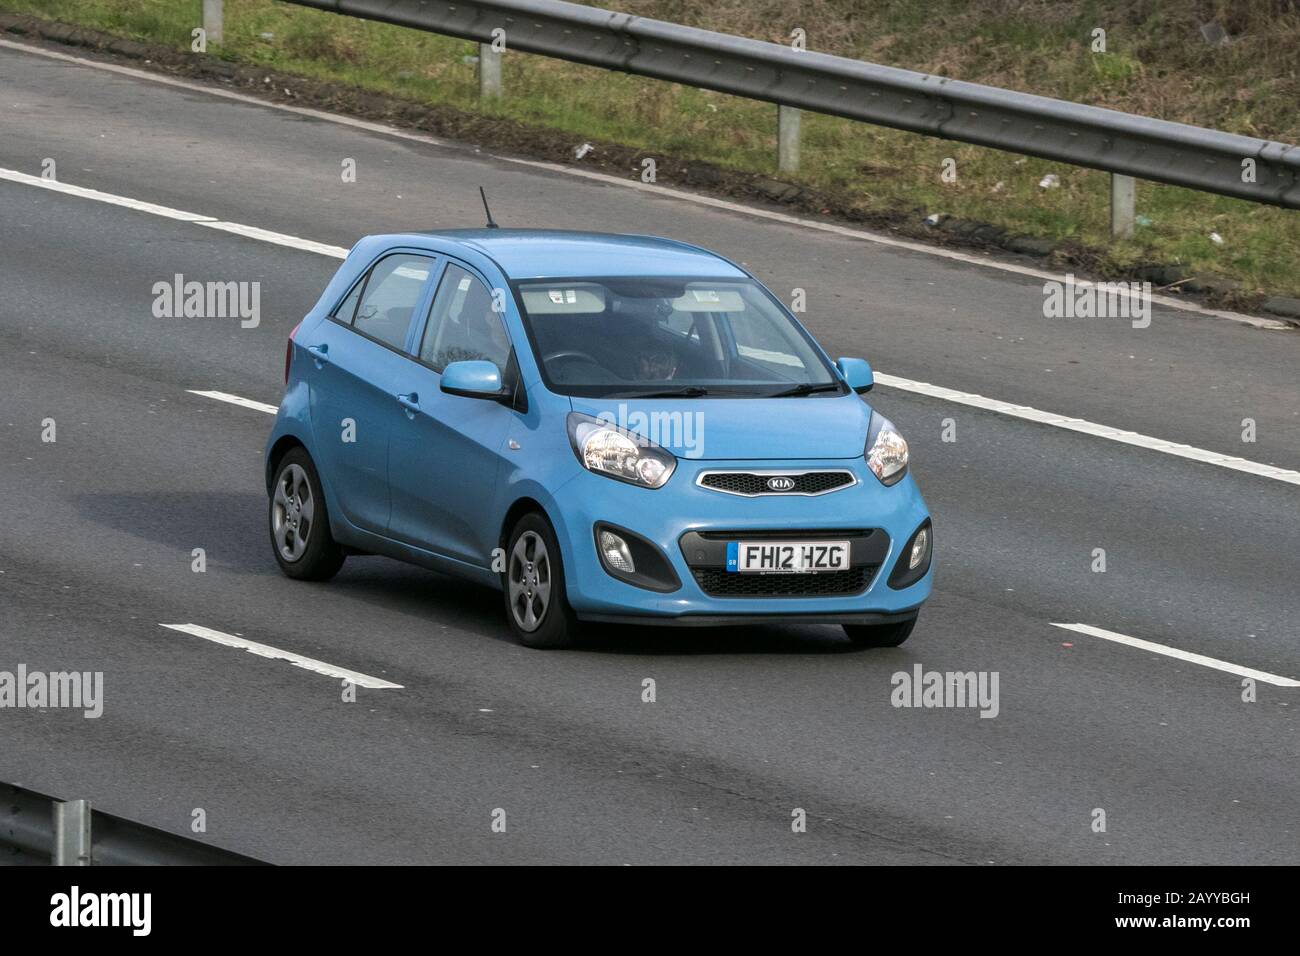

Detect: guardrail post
1110,173,1135,239
53,799,91,866
778,105,801,174
479,42,502,99
202,0,223,45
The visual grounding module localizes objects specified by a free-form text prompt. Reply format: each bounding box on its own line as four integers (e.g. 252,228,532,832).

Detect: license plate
726,540,851,574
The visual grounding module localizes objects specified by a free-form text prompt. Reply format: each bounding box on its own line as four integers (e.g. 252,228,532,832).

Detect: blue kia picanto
265,230,932,648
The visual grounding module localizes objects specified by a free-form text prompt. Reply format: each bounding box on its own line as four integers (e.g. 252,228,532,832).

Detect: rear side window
351,254,434,350
332,279,363,323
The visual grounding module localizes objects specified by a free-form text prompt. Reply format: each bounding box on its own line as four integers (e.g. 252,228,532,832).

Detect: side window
352,254,434,350
331,278,363,324
419,263,511,373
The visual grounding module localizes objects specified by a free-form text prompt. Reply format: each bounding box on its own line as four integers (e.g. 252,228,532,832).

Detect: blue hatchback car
265,229,932,648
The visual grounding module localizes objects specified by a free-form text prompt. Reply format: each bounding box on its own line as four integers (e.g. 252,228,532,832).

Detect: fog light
909,527,930,570
599,530,635,573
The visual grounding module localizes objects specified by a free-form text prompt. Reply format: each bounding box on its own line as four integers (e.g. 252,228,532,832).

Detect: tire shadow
330,558,858,655
74,491,270,574
75,493,863,654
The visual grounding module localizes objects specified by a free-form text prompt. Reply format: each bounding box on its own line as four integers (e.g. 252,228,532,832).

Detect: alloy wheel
271,463,315,562
507,530,552,632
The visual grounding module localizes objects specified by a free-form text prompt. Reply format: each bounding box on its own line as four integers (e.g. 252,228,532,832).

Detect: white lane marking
161,623,403,689
0,37,1289,332
4,166,1298,486
1051,623,1300,687
187,389,278,415
875,373,1300,486
0,167,347,259
0,166,216,221
198,220,348,258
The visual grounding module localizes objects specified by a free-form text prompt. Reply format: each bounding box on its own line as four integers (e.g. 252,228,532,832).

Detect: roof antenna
479,186,499,229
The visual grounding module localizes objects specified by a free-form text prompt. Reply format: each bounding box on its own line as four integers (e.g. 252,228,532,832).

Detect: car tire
502,512,580,649
269,447,345,581
843,614,917,648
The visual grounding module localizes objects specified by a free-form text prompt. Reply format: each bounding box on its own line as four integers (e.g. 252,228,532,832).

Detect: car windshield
513,276,842,398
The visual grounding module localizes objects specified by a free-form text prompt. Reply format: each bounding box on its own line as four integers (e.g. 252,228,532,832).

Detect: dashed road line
187,389,278,415
1051,622,1300,687
5,165,1299,488
877,374,1300,486
161,623,403,689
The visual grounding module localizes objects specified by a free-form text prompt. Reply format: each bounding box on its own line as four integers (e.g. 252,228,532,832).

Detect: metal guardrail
282,0,1300,212
0,783,267,865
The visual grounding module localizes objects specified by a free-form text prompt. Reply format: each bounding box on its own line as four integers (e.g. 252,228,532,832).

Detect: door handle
396,392,420,414
307,343,330,366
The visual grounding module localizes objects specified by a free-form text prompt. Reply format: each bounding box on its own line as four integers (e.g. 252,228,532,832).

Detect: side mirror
441,360,509,401
836,357,874,394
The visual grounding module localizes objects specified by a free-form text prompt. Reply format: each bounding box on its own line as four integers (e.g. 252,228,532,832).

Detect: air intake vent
692,566,875,597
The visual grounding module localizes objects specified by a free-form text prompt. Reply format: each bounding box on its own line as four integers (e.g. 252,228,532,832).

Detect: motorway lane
1,40,1298,469
0,331,955,865
0,43,1298,864
5,182,1297,667
1,184,1297,864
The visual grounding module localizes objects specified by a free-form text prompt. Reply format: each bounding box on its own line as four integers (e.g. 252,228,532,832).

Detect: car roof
405,229,748,280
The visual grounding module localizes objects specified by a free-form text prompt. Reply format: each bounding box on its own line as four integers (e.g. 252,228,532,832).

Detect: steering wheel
543,349,603,368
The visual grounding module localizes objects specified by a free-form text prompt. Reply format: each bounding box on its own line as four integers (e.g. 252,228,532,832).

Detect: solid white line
198,220,348,258
4,165,1299,486
875,373,1300,486
0,166,216,221
0,167,347,259
1050,623,1300,687
0,36,1289,331
161,623,403,689
187,389,278,415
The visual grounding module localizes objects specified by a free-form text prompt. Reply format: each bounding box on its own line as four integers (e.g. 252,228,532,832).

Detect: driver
617,297,679,381
635,344,679,381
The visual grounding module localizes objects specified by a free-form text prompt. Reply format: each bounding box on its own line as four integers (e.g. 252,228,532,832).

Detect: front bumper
551,456,933,623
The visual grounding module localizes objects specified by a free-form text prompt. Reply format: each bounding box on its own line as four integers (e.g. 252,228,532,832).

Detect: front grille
698,471,855,496
692,566,875,597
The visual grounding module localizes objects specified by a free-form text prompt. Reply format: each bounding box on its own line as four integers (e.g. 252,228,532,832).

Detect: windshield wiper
768,382,843,397
610,386,710,398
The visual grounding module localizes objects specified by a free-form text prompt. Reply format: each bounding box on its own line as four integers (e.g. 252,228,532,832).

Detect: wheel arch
499,496,551,553
266,435,307,493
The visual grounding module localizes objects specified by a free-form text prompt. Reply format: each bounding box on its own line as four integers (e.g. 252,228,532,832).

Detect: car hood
568,394,872,461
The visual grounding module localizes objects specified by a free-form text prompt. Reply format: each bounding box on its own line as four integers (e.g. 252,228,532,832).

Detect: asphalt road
0,40,1296,865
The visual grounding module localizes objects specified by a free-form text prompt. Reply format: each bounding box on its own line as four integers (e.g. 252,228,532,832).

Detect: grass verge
2,0,1297,304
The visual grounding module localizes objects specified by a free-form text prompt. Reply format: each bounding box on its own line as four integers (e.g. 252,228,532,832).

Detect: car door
387,259,516,566
303,251,438,535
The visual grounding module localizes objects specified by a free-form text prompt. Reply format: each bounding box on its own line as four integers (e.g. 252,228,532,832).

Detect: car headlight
865,414,908,486
567,413,677,489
